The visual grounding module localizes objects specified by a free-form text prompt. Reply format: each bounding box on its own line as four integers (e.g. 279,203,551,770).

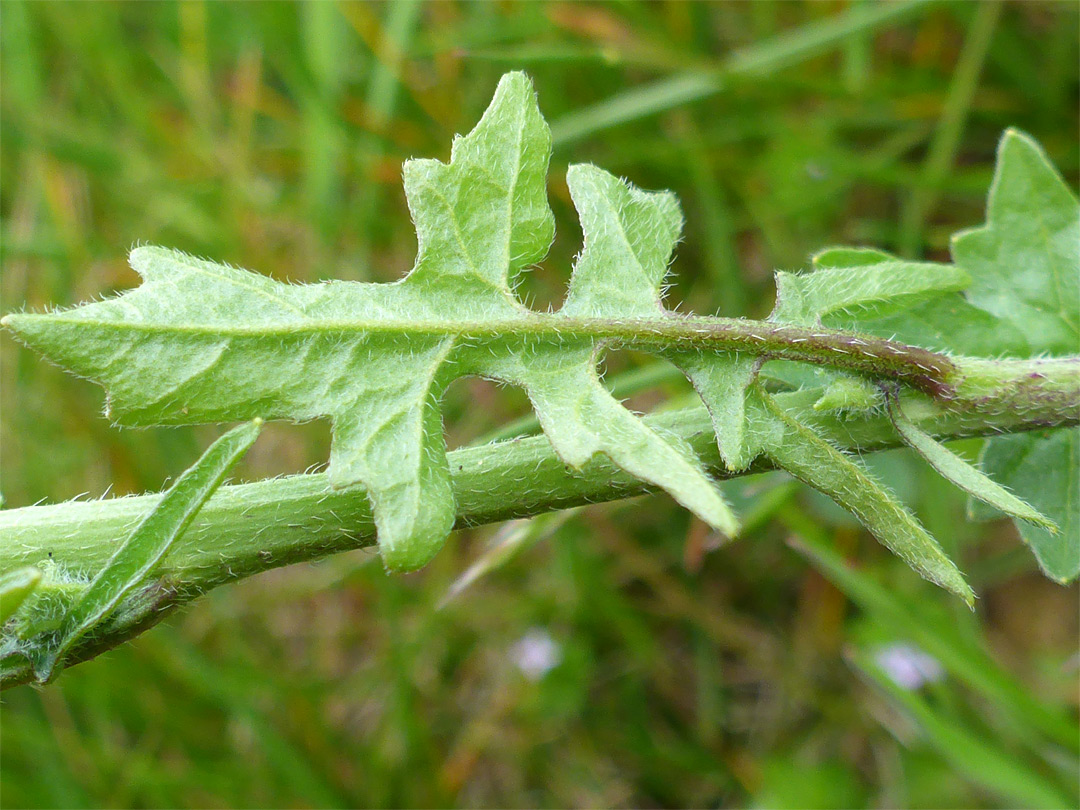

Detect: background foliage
1,1,1077,807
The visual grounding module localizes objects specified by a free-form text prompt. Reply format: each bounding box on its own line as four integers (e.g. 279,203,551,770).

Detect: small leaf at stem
813,375,883,412
670,352,760,471
0,567,42,625
33,419,262,681
888,394,1057,533
757,390,974,605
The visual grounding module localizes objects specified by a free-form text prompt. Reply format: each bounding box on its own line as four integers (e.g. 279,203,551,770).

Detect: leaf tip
0,312,47,345
999,126,1035,151
1030,515,1061,535
379,531,447,575
939,566,977,608
703,499,740,541
0,312,28,333
128,244,162,276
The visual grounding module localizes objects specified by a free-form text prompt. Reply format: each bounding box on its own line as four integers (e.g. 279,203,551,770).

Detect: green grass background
1,1,1078,807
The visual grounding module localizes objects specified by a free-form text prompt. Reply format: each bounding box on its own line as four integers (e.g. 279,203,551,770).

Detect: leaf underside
4,73,1077,595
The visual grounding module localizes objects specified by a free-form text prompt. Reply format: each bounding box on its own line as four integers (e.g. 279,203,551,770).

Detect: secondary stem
7,312,960,397
1,353,1076,687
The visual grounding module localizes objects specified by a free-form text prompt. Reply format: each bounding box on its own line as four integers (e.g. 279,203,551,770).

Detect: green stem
5,312,960,397
1,354,1077,687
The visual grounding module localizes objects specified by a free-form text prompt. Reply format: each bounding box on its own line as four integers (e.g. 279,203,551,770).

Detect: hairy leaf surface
3,74,740,571
0,568,42,626
754,389,974,604
888,396,1055,532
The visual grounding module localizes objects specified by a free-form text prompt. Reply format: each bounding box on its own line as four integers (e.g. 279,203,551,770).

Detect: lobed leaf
2,73,1074,599
3,73,735,571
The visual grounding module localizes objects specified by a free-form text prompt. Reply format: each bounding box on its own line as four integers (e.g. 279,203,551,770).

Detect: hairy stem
1,354,1077,687
6,312,960,397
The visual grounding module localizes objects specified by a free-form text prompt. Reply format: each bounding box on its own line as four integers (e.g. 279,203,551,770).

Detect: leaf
2,73,735,571
485,163,738,537
403,71,555,298
817,134,1080,581
2,72,1069,600
813,259,1029,358
813,375,882,412
672,352,761,471
819,130,1080,358
756,389,974,604
32,419,262,681
7,563,88,639
683,256,968,471
0,567,41,625
772,260,970,325
812,248,1028,356
974,429,1079,583
951,129,1080,356
888,395,1056,532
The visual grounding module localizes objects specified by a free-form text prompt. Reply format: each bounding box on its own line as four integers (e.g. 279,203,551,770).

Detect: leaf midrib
9,312,964,392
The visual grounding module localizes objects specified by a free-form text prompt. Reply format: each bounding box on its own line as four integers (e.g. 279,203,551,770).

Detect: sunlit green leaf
974,429,1079,583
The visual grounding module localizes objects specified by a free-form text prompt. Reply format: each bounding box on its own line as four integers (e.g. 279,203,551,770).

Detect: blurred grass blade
142,626,348,808
301,1,349,236
35,419,263,681
363,0,421,130
851,647,1075,809
439,509,578,609
889,395,1057,531
898,0,1001,256
681,116,745,312
783,508,1080,754
552,72,718,146
551,0,931,144
0,567,42,624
